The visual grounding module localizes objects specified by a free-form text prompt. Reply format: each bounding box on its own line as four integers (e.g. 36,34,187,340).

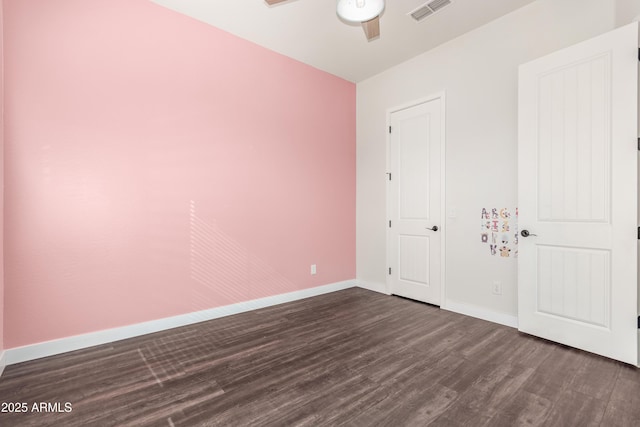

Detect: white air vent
410,6,433,21
409,0,452,22
427,0,452,12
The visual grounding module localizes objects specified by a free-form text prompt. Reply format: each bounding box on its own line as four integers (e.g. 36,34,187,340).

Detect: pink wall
3,0,355,348
0,0,4,353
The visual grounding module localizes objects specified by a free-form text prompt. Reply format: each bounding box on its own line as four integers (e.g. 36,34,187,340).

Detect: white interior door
518,22,638,365
388,97,443,305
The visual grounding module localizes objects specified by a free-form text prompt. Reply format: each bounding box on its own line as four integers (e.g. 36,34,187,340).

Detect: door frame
385,91,447,307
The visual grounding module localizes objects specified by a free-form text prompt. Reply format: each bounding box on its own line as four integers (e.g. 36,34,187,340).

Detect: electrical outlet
311,264,317,275
492,281,502,295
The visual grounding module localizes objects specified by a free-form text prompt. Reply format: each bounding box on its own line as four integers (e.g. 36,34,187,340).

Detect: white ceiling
150,0,537,82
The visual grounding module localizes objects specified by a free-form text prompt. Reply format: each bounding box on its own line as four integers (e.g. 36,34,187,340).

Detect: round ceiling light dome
336,0,384,23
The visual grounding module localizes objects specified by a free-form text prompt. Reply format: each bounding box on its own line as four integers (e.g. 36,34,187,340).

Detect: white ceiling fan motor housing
336,0,385,23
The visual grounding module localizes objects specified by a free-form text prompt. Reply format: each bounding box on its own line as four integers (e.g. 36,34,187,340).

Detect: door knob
521,229,537,237
426,226,439,232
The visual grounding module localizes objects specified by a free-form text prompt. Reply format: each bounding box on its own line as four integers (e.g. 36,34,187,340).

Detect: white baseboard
5,279,356,366
357,280,390,295
444,299,518,329
0,351,6,378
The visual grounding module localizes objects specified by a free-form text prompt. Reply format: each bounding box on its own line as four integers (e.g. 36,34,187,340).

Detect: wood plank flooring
0,287,638,426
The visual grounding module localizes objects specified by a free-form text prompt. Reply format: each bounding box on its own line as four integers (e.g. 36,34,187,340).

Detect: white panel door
518,22,638,365
388,98,442,305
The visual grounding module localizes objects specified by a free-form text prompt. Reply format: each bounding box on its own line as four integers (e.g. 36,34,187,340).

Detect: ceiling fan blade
265,0,289,4
361,16,380,41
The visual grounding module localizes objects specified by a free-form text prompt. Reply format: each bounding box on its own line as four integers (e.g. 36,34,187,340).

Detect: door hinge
637,316,640,329
637,138,640,151
389,126,392,134
388,267,392,275
638,226,640,240
386,173,392,181
389,220,392,228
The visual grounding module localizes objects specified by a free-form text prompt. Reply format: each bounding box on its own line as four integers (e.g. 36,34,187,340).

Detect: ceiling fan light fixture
336,0,384,23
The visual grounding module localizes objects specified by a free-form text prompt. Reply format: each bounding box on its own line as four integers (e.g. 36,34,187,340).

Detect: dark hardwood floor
0,287,638,426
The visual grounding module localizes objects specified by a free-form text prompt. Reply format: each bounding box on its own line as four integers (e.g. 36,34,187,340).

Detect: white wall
356,0,616,320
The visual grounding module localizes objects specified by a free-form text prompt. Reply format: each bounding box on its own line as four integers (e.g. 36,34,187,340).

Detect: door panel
536,245,610,328
537,53,611,223
389,98,442,305
518,22,638,365
399,114,431,219
399,235,430,284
